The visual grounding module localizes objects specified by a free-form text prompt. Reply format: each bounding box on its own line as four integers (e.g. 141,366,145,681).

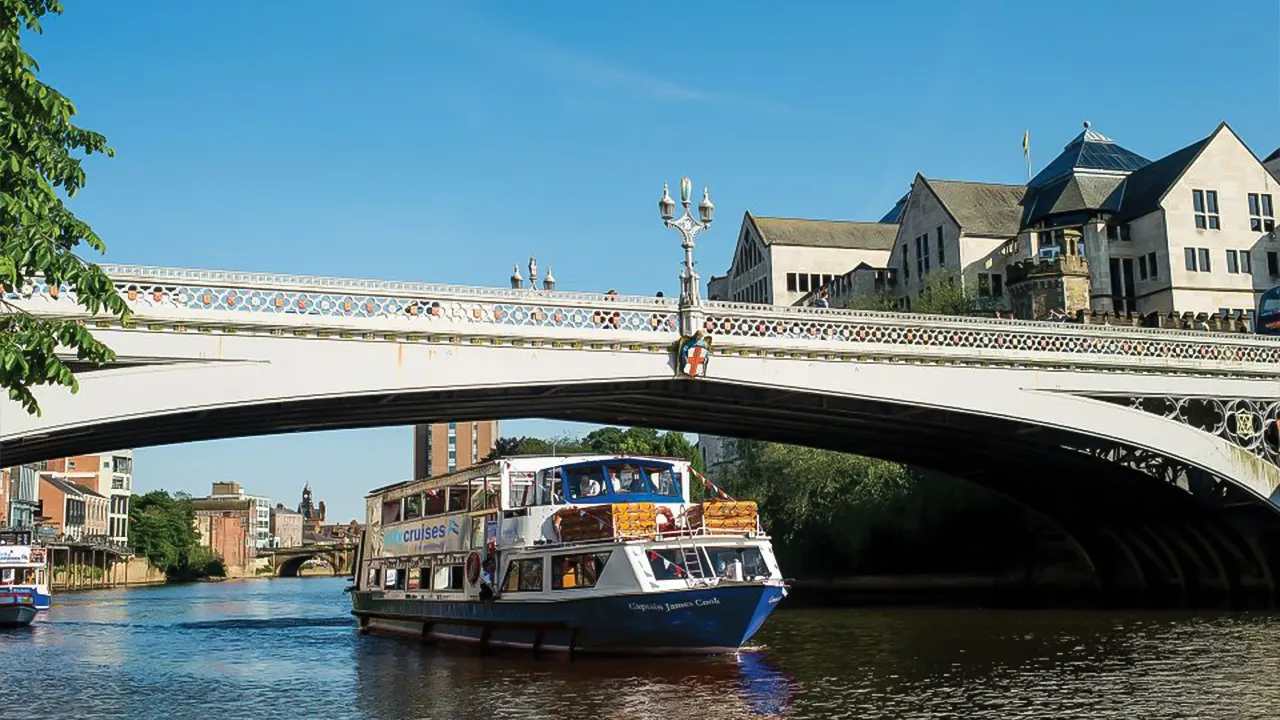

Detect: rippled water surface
3,578,1280,718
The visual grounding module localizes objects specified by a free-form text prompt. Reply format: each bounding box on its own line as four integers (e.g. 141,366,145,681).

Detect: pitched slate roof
1021,174,1125,227
1265,148,1280,164
1029,123,1150,188
40,475,85,497
749,213,899,251
1109,134,1212,224
923,178,1027,238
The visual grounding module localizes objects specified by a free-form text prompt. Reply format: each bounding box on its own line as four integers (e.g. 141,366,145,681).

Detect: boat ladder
679,544,711,585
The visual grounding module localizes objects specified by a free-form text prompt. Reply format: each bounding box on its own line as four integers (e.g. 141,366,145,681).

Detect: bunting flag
689,468,735,501
648,551,687,577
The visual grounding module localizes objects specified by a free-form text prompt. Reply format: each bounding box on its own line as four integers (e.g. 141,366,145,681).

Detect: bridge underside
8,377,1280,608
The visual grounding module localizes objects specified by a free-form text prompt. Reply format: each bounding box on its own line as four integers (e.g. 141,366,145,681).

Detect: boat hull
0,604,38,628
352,583,785,654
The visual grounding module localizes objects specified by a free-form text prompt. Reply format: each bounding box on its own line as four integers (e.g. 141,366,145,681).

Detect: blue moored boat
0,531,51,611
351,455,786,654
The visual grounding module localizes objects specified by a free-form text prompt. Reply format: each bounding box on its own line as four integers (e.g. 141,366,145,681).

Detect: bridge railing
7,264,1280,373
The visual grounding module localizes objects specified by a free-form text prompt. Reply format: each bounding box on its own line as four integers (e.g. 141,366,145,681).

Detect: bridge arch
6,267,1280,605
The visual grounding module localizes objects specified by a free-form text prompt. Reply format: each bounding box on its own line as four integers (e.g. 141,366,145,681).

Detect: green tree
911,269,995,316
129,490,224,580
846,290,901,312
1,1,129,414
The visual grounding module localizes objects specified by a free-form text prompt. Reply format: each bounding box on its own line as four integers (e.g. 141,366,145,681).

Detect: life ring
466,551,482,586
656,507,676,533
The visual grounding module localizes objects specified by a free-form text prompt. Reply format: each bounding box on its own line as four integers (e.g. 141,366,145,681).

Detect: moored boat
0,530,51,611
350,455,786,655
0,590,38,628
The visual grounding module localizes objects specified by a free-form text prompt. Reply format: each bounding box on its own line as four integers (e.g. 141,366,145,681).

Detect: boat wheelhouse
350,455,786,654
0,530,50,611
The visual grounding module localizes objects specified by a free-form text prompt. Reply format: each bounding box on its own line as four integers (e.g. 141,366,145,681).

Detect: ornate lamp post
659,177,714,333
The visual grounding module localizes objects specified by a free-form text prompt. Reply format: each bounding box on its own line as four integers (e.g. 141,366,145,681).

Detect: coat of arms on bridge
675,331,712,378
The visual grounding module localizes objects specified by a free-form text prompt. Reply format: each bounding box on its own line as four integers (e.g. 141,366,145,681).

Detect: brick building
191,497,254,568
412,420,498,479
38,476,87,540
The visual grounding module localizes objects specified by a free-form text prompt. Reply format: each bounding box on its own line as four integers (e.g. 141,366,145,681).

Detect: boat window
407,568,425,591
381,499,402,525
702,547,770,581
447,485,469,513
367,567,381,588
383,568,405,590
432,565,464,592
604,464,650,495
516,468,564,507
647,549,687,581
0,569,13,584
423,488,446,516
551,551,612,590
403,495,423,521
566,466,605,501
645,466,681,498
471,477,500,511
502,558,544,593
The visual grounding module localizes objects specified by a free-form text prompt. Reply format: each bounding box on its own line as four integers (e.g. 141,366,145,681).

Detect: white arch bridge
5,264,1280,607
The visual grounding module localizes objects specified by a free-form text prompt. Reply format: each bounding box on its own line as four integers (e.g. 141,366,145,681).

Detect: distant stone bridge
264,544,356,578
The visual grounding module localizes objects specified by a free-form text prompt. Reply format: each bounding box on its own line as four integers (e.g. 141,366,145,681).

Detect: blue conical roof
1028,122,1150,188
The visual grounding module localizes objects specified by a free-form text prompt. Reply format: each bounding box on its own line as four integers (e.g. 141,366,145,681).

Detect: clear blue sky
24,1,1279,522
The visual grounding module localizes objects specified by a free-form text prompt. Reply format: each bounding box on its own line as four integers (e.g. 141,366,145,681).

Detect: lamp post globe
698,187,715,225
658,182,676,221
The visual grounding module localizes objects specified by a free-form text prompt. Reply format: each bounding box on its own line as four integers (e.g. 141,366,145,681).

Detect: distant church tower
298,483,317,521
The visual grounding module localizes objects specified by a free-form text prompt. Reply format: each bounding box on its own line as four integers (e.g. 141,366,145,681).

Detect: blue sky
24,1,1279,521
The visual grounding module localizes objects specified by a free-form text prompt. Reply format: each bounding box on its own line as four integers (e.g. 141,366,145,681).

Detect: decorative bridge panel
6,274,680,334
1093,395,1280,468
700,313,1280,365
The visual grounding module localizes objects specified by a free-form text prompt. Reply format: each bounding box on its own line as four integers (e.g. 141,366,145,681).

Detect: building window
1249,193,1276,232
1199,247,1211,272
1139,256,1149,280
1147,252,1158,280
786,273,797,292
1193,189,1220,230
808,273,820,291
901,245,909,280
472,422,479,463
992,274,1003,298
936,226,944,265
1242,251,1253,274
1185,247,1197,271
1268,251,1279,277
1227,249,1239,274
797,273,810,292
978,273,991,297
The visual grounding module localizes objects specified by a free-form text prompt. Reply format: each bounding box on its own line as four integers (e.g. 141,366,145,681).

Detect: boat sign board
382,518,465,556
0,547,31,565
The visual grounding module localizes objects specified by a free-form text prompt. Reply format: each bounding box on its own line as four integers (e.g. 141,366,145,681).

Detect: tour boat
350,455,786,654
0,531,51,611
0,590,38,628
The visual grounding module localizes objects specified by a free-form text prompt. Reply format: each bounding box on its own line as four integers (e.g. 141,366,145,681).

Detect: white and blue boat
0,530,51,611
351,455,786,654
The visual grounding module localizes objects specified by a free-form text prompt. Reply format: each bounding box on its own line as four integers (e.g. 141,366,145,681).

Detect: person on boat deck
580,475,602,497
479,558,495,601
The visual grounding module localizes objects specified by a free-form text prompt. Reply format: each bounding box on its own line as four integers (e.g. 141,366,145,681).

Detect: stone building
271,504,303,549
191,497,254,568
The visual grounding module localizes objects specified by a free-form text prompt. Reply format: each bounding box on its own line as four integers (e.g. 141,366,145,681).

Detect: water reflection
5,578,1280,719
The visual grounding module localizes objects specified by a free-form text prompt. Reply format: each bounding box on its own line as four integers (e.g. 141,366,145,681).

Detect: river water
4,577,1280,719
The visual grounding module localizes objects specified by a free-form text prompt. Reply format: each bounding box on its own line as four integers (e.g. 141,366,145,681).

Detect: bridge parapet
7,264,1280,378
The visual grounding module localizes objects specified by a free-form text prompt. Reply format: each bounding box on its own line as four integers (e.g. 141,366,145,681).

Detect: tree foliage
487,426,704,472
129,490,224,580
846,269,995,316
1,0,129,414
716,439,1049,576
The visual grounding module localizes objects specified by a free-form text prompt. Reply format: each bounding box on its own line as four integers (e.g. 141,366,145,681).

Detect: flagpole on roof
1023,129,1032,181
